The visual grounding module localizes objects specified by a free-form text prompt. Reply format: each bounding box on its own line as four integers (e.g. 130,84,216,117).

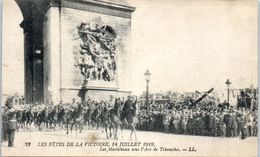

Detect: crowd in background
136,102,258,139
136,89,258,139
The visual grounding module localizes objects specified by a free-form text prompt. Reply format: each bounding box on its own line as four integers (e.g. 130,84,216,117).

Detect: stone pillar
43,3,61,104
21,19,33,103
16,0,54,104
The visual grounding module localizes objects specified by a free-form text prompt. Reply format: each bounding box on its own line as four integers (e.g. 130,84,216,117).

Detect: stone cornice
61,0,135,18
75,0,135,12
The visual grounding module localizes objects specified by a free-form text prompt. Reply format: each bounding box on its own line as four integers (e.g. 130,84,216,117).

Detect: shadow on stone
78,87,87,102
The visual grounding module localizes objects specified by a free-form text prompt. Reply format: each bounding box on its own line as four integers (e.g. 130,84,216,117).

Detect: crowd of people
136,101,258,139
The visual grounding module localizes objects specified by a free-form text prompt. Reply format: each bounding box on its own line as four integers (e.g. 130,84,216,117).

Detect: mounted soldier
121,96,133,124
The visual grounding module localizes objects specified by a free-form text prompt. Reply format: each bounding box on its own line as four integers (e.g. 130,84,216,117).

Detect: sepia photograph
1,0,258,156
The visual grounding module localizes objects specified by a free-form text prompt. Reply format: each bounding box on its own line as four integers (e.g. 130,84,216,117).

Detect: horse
65,104,84,135
20,109,30,130
57,107,66,129
102,106,111,139
103,98,126,140
123,98,138,140
36,107,49,130
25,107,34,130
90,105,102,129
47,106,58,130
83,106,91,129
72,104,85,134
105,99,121,139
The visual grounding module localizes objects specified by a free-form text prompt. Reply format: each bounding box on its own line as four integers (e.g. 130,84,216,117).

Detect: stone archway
15,0,52,104
11,0,135,104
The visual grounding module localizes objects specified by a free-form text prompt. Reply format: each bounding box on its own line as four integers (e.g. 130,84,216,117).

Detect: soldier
168,111,174,133
212,111,218,137
172,110,181,134
121,96,133,124
108,95,115,108
6,107,17,147
186,110,194,135
236,108,243,136
230,111,238,137
247,112,254,137
72,98,77,107
163,110,171,133
240,108,248,139
252,114,258,136
198,112,205,136
208,111,215,136
224,110,232,137
218,112,226,137
180,110,188,134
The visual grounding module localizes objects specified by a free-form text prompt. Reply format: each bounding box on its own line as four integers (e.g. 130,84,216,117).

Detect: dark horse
65,104,84,135
25,107,34,129
18,107,33,130
103,99,121,139
47,106,58,130
90,104,102,129
123,97,138,140
36,107,49,130
57,106,66,129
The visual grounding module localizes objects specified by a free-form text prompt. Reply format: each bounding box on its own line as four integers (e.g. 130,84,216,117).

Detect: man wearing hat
108,95,115,108
121,96,133,124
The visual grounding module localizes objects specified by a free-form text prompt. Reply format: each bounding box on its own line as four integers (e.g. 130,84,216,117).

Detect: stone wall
43,6,61,104
43,0,135,103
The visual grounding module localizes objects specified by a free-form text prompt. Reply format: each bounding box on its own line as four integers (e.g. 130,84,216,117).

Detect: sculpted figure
75,21,117,82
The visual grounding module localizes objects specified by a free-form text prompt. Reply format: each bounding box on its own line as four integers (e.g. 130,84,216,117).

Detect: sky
2,0,24,96
2,0,258,96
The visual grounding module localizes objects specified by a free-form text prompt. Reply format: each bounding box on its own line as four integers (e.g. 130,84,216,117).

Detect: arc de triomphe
15,0,135,104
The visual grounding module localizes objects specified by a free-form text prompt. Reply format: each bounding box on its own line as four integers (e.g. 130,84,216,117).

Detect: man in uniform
218,111,226,137
120,96,132,122
241,108,248,139
247,111,254,137
121,95,138,127
180,110,188,134
208,111,215,136
6,107,17,147
172,110,181,134
224,109,231,137
230,110,238,137
108,95,115,108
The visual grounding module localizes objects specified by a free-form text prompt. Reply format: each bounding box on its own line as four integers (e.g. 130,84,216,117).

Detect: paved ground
1,128,258,156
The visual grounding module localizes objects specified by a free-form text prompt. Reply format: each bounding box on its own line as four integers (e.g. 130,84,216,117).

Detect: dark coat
209,115,216,129
122,99,132,112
